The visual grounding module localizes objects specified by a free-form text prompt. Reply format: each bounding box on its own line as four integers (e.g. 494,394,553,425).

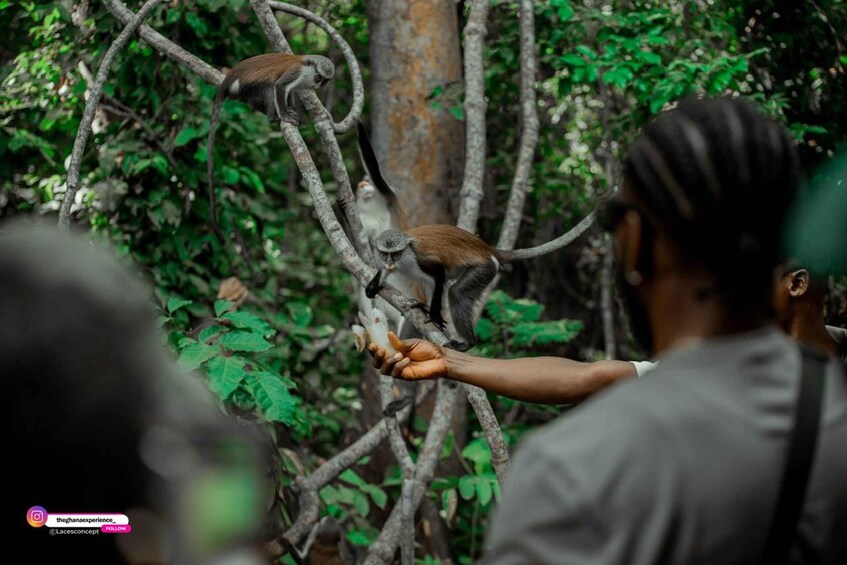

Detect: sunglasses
596,198,642,233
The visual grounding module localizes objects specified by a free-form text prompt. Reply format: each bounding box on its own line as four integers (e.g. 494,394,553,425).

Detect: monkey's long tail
206,92,226,244
498,212,595,261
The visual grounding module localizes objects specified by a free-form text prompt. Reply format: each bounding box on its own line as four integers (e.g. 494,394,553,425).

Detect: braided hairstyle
624,97,800,312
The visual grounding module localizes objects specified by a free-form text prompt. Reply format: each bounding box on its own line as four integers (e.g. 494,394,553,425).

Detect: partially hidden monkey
354,122,425,338
207,53,334,239
365,219,594,350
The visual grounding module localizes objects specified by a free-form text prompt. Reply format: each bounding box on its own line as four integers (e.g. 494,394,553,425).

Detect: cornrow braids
624,97,800,309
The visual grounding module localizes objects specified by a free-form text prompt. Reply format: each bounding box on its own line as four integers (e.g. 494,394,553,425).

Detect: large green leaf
177,341,218,372
206,356,247,400
223,311,276,337
219,331,272,352
248,372,297,424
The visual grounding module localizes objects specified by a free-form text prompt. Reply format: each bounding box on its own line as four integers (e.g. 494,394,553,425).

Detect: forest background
2,1,846,562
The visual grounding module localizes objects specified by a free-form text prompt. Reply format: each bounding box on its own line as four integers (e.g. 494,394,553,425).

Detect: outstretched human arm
369,332,638,404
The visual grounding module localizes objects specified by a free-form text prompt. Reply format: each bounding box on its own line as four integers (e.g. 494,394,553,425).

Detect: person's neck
787,304,839,357
646,273,769,358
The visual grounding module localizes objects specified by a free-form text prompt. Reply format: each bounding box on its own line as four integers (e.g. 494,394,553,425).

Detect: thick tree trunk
366,0,464,225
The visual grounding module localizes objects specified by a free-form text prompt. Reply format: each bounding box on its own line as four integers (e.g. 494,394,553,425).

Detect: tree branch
102,0,221,86
58,0,162,230
456,0,490,232
496,0,540,250
364,381,460,565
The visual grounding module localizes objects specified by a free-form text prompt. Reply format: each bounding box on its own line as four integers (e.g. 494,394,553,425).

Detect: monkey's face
305,55,335,88
378,250,404,272
357,180,376,201
374,230,413,272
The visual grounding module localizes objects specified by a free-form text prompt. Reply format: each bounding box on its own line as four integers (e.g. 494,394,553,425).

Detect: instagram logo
27,506,48,527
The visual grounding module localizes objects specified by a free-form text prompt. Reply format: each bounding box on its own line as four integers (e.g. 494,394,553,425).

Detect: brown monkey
207,53,334,239
365,220,594,350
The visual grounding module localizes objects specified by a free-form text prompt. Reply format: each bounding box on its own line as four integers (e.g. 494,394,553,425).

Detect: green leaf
363,486,387,509
177,341,218,372
198,324,226,343
248,372,297,424
219,331,272,352
206,356,247,400
174,125,201,147
511,319,583,347
214,299,234,317
458,476,475,500
238,167,266,194
476,478,493,506
475,318,494,341
351,491,370,517
560,53,586,67
223,311,276,337
639,50,662,64
222,165,240,185
167,297,193,313
339,469,367,487
449,105,465,120
347,528,378,547
287,303,313,327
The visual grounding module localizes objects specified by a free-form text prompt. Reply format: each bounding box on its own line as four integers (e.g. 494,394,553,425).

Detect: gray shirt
486,326,847,564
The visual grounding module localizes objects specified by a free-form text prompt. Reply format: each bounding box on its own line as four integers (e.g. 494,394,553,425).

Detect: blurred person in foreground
3,221,267,564
373,98,847,563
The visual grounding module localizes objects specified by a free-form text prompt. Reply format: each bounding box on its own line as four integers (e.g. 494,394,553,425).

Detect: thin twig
496,0,540,250
456,0,491,232
58,0,162,229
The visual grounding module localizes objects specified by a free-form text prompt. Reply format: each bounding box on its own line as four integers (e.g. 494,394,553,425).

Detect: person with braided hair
377,97,847,564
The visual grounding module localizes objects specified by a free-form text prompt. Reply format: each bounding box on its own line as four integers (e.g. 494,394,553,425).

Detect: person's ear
617,210,644,285
789,269,810,297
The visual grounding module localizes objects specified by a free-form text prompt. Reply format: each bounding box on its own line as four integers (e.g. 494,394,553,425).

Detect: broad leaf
219,331,272,352
206,356,247,400
177,341,218,372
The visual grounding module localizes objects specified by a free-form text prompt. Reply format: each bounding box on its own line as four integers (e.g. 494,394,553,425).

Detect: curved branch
58,0,162,229
268,1,365,134
456,0,491,232
496,0,540,249
103,0,221,85
248,0,292,53
505,212,595,260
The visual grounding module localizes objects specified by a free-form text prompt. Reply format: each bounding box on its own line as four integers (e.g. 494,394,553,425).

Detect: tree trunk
366,0,464,225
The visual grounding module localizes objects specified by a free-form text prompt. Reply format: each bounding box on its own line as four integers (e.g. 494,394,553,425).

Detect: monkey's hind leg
273,78,299,125
446,260,498,351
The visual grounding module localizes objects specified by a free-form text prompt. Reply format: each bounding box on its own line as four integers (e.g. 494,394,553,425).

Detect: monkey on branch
365,221,593,351
206,53,335,239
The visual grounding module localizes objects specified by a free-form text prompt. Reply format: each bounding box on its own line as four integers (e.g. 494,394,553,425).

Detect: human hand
368,331,448,380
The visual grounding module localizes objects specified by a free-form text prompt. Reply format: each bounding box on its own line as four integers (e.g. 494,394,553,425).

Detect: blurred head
3,221,265,563
599,97,800,354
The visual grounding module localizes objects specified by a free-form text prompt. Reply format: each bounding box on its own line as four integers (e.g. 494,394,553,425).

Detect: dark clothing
486,326,847,564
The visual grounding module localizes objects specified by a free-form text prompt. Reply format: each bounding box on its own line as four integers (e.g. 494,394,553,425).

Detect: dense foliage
2,1,845,561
